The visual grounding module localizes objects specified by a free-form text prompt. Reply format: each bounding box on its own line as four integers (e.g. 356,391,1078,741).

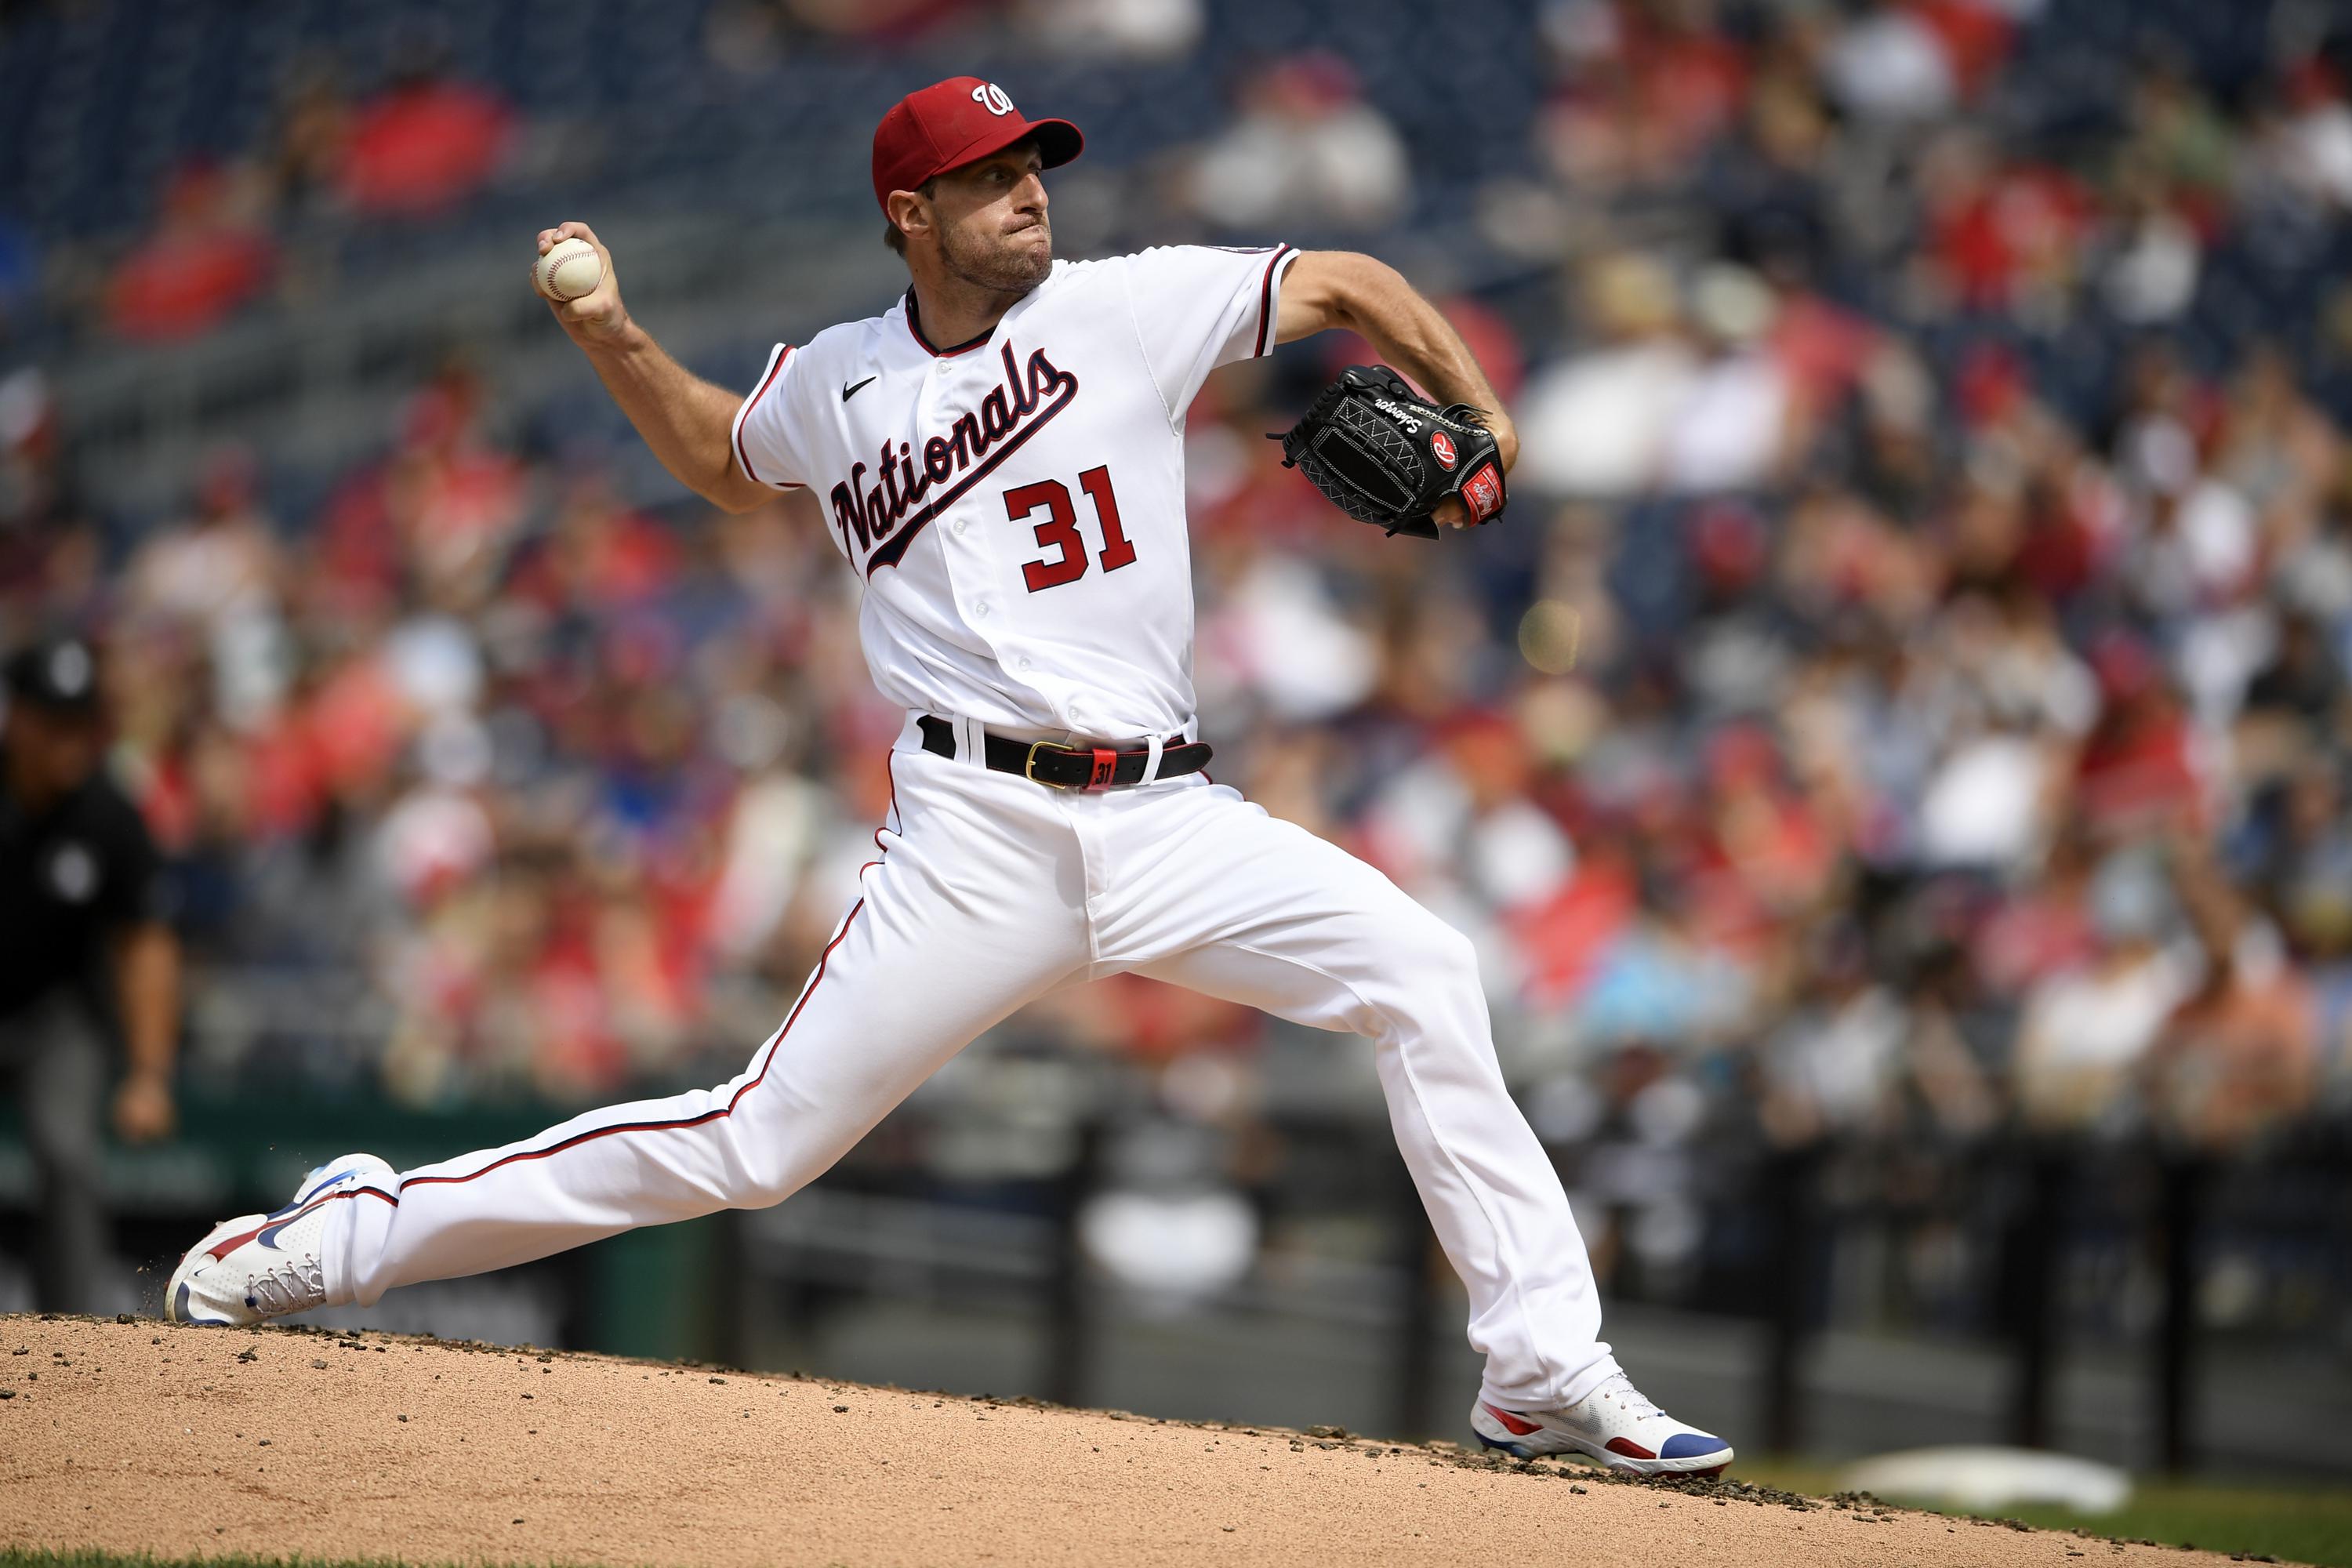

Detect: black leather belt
918,715,1212,791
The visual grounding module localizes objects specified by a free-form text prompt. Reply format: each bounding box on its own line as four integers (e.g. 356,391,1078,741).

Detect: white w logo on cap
971,82,1014,115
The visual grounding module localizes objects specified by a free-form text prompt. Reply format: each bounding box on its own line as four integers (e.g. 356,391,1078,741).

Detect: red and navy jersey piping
1254,245,1296,358
735,344,805,490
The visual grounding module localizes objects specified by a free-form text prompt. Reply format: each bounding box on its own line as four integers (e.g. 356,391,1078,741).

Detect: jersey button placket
917,363,995,655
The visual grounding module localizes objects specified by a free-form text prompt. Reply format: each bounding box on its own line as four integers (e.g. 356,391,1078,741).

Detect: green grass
1735,1461,2352,1566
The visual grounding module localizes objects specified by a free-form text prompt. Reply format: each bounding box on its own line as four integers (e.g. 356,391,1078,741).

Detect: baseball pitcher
169,78,1730,1476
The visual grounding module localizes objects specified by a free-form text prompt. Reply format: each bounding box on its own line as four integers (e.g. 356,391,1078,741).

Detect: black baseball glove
1273,365,1508,539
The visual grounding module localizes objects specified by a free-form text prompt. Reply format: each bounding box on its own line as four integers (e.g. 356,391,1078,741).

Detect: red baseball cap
871,77,1083,213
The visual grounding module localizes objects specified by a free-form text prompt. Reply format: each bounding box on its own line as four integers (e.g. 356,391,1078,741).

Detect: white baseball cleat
166,1153,394,1327
1470,1373,1734,1477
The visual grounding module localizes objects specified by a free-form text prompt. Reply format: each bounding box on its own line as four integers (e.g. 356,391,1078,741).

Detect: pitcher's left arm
1274,252,1518,528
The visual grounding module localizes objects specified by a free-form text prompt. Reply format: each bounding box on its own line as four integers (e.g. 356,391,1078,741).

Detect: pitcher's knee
731,1153,811,1210
1421,916,1483,989
1375,913,1487,1014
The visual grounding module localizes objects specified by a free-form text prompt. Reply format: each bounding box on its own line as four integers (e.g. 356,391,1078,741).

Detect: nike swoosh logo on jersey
841,376,877,401
835,341,1080,575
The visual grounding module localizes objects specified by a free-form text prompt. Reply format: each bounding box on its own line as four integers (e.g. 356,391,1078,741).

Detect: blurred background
1,0,2349,1505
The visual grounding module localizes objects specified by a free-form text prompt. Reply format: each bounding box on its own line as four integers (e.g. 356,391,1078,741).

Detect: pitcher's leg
325,766,1087,1307
1118,793,1617,1410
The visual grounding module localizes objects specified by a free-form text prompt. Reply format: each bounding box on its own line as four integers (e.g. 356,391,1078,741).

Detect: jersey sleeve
1119,245,1299,423
730,343,811,491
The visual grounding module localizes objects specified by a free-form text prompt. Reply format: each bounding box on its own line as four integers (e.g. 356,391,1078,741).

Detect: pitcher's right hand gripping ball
1275,365,1508,539
532,223,626,345
535,236,602,301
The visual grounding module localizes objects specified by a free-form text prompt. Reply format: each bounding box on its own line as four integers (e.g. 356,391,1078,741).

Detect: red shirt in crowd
339,79,514,215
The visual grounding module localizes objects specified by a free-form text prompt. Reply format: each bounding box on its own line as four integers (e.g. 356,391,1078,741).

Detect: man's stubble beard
939,216,1053,296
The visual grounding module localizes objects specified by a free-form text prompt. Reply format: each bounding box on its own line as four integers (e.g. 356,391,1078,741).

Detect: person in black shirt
0,636,181,1310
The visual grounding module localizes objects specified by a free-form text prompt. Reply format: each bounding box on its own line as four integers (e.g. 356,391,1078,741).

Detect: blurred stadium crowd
2,0,2350,1263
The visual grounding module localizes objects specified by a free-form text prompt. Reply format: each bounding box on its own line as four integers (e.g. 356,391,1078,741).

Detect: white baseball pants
322,713,1620,1412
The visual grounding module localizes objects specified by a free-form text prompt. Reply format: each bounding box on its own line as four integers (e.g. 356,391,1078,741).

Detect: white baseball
535,237,603,302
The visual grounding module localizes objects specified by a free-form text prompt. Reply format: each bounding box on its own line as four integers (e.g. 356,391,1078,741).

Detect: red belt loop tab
1086,748,1119,790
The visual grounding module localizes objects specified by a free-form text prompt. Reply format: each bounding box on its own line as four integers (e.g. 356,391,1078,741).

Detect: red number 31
1008,465,1137,593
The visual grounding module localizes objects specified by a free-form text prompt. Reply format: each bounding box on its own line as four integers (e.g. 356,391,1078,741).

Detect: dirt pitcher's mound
2,1316,2230,1567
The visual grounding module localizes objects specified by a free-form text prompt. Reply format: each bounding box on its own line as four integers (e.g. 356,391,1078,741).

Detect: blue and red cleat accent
165,1154,394,1327
1469,1374,1733,1478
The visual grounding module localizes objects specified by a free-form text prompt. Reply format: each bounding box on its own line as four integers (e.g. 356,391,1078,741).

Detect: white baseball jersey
730,244,1299,739
297,236,1629,1428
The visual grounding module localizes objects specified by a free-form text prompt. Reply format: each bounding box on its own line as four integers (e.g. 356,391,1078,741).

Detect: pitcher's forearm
534,220,771,512
1334,270,1515,467
1356,308,1508,448
1275,251,1516,468
581,323,764,510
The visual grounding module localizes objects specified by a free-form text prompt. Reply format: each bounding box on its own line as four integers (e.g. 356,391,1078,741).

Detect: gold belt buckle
1025,740,1073,788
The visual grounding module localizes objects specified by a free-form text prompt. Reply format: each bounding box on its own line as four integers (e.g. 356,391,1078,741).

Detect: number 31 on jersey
1010,465,1136,593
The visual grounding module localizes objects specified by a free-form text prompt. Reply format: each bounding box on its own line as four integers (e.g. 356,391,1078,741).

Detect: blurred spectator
2073,637,2203,843
2276,56,2352,211
776,0,992,40
103,163,277,343
1018,0,1203,59
1760,922,1907,1141
124,446,289,730
1915,129,2094,320
0,368,102,622
1187,56,1410,233
1820,0,1960,125
2013,849,2194,1133
2096,160,2201,325
126,446,281,633
2147,853,2320,1149
338,61,514,216
1515,252,1696,497
1664,263,1795,494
